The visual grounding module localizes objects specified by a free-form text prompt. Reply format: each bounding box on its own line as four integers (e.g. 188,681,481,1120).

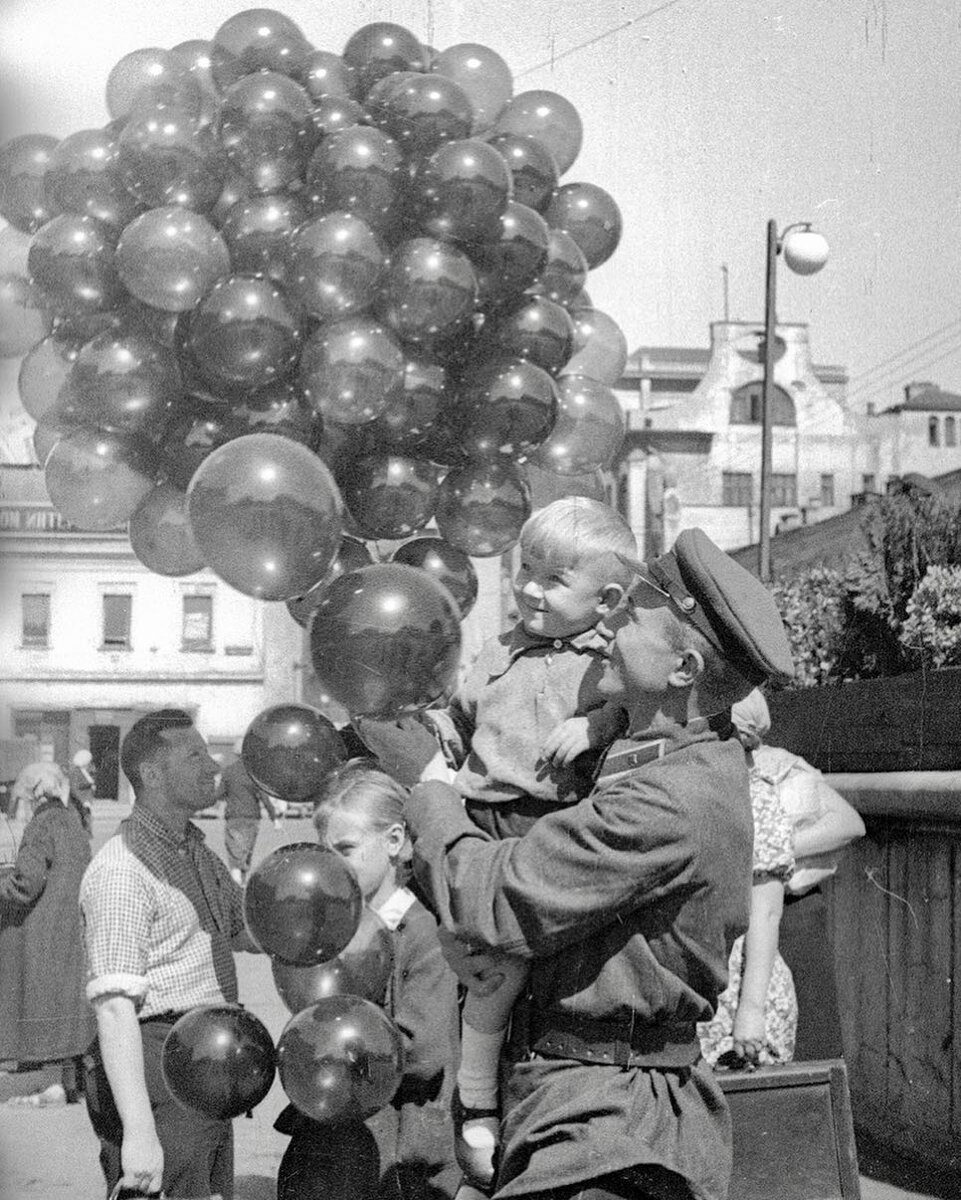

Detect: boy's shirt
423,621,624,808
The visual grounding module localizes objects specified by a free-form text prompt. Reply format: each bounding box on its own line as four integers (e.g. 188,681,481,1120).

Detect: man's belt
519,1008,701,1069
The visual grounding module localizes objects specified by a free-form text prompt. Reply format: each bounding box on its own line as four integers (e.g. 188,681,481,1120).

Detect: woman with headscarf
0,761,96,1105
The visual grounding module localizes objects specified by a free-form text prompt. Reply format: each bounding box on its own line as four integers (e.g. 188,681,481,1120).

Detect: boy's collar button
553,639,564,649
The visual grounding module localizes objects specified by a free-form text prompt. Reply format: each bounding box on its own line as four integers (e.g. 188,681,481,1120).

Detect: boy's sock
455,1025,505,1189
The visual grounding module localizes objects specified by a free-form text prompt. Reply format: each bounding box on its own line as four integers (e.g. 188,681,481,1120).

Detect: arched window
946,416,957,447
929,417,940,447
730,383,796,426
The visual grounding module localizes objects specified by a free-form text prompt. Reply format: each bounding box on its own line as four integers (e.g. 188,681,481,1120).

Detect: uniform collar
507,622,611,661
593,712,735,787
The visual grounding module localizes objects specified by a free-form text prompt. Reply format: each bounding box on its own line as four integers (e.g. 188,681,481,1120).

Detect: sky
1,0,959,414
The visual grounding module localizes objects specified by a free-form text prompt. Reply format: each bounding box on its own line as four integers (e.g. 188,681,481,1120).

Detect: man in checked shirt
80,709,261,1200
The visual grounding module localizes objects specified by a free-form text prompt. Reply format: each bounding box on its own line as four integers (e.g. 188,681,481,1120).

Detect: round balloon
486,132,558,212
128,482,205,576
306,124,403,235
457,357,557,461
309,563,462,718
69,329,181,435
476,295,575,375
244,842,363,965
242,704,347,803
27,213,121,317
391,537,478,619
230,381,323,449
493,90,583,175
116,205,230,313
117,107,227,212
18,331,83,422
381,238,477,345
0,134,61,233
544,182,622,269
434,457,531,556
105,47,204,124
366,71,473,159
413,138,512,243
0,274,53,357
277,995,404,1123
272,905,394,1012
471,201,550,311
528,228,589,307
169,40,222,128
532,374,626,476
218,71,312,194
342,22,427,100
431,43,513,133
285,211,386,321
524,461,607,510
343,454,439,540
362,354,448,456
562,307,628,385
45,128,142,230
210,8,311,90
45,428,159,530
220,192,309,285
285,536,374,628
307,95,368,144
304,50,352,101
186,433,344,601
161,1005,276,1120
157,401,242,491
299,316,404,426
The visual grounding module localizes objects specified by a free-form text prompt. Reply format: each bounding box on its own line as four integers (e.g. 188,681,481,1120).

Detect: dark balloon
18,331,82,421
562,307,628,385
531,374,626,476
304,50,353,101
69,329,181,435
45,128,142,230
277,996,404,1123
285,212,387,321
242,704,347,803
307,124,403,234
434,457,531,556
457,357,557,460
105,47,204,124
309,562,462,718
299,316,404,426
161,1005,276,1120
544,182,622,269
272,905,394,1012
476,295,575,375
362,354,448,456
27,213,121,317
528,228,589,306
307,95,368,144
366,71,473,159
116,204,230,312
185,274,303,396
230,380,323,448
220,192,309,285
413,138,511,243
158,401,241,491
33,409,77,468
117,107,227,212
343,454,439,540
0,134,61,233
245,842,363,965
286,536,375,628
342,23,427,100
486,132,558,212
209,171,251,227
471,201,550,310
493,90,583,175
186,433,344,601
169,40,222,128
219,71,312,194
381,237,477,345
0,274,53,357
524,461,607,510
210,8,311,90
128,482,206,576
431,43,512,133
390,537,478,618
45,428,159,530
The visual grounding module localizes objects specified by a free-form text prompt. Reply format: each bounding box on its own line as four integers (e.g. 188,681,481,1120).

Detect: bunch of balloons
1,9,628,602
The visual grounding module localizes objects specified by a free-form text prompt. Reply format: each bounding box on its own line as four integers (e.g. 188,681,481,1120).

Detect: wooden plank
953,840,961,1139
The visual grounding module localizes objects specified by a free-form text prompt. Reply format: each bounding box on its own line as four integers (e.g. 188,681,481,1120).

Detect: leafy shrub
770,567,848,688
898,565,961,669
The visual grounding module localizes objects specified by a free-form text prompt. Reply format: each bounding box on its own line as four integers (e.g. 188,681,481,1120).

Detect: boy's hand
437,929,508,996
540,717,591,767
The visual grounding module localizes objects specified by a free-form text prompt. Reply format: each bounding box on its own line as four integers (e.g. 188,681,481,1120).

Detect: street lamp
758,219,829,582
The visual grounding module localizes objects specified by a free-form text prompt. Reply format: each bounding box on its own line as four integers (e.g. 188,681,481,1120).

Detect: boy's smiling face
513,552,614,640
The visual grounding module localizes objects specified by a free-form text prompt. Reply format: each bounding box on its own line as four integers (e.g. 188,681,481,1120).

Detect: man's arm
92,994,164,1194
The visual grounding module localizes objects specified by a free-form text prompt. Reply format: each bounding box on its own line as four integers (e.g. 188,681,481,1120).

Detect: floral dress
698,764,797,1066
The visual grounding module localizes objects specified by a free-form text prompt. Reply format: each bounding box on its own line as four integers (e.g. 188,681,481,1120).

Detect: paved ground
0,803,948,1200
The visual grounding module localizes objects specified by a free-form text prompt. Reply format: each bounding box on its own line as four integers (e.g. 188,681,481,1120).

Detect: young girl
274,764,461,1200
697,693,798,1067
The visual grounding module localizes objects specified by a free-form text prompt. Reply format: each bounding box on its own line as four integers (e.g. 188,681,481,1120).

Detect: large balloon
562,307,628,385
285,536,375,628
244,842,363,965
0,274,53,357
457,357,557,461
210,8,312,90
128,482,205,576
471,201,550,310
277,996,404,1123
105,47,204,123
307,124,403,234
304,50,352,101
434,457,531,556
27,213,120,317
524,461,607,510
476,295,575,375
342,454,439,540
391,537,479,619
117,107,227,212
45,128,142,230
185,274,303,397
45,428,159,530
493,90,583,175
229,380,323,449
361,354,448,457
285,212,386,321
242,703,347,802
186,433,344,601
272,905,394,1012
486,132,558,212
309,563,462,718
116,205,230,312
0,134,61,233
220,192,309,285
219,71,312,194
299,316,404,426
307,95,368,144
528,228,589,307
381,237,477,345
366,71,473,159
544,182,623,269
157,401,242,491
413,138,512,243
169,40,222,128
69,329,181,435
431,43,513,133
342,22,427,99
18,331,83,422
532,374,626,476
161,1005,276,1120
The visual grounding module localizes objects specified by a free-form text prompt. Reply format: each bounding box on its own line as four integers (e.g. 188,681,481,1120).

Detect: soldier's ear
667,648,703,689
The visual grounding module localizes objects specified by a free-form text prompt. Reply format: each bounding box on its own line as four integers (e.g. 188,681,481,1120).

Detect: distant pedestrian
69,749,96,837
219,747,284,885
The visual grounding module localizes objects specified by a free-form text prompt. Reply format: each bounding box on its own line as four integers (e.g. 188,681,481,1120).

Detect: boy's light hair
520,497,637,586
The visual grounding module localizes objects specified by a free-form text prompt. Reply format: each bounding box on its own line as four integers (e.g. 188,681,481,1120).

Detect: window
946,416,957,447
21,594,50,647
616,474,629,520
102,594,132,649
182,594,213,651
929,417,939,446
862,473,876,493
730,383,796,426
722,472,753,507
820,474,835,507
771,474,798,507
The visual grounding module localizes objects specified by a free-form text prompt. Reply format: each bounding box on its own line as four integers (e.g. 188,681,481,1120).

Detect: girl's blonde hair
520,497,637,585
312,762,409,844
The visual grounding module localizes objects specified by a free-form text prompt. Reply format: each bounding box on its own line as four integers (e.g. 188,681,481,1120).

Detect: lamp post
758,219,829,582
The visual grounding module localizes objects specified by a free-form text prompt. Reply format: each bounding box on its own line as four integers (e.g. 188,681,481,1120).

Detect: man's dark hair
121,709,194,792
